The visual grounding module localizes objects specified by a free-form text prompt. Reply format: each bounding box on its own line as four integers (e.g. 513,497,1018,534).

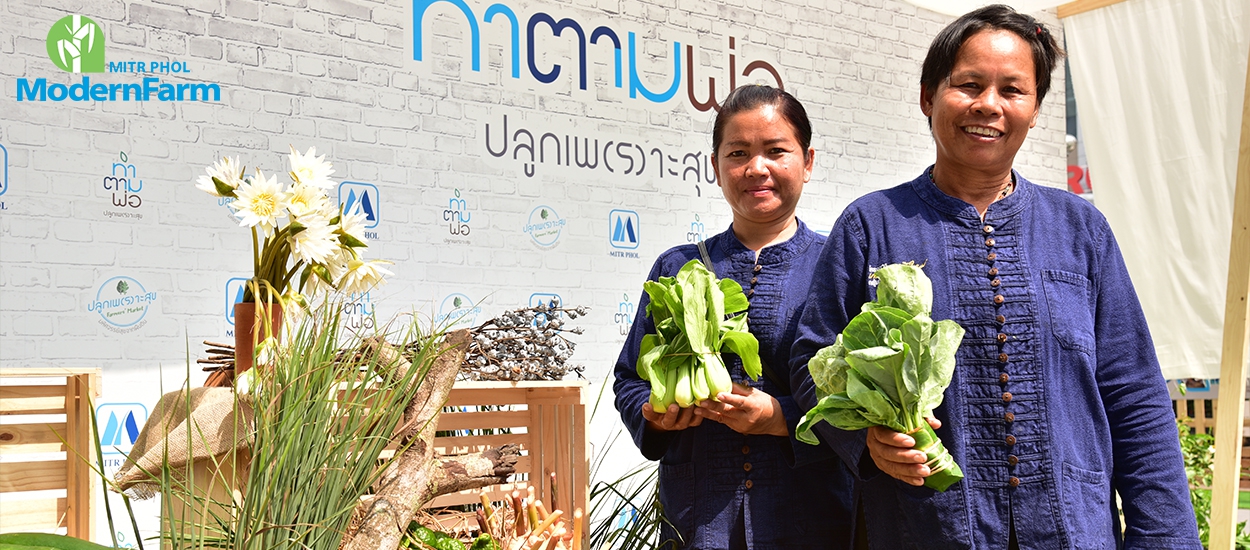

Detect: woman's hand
642,402,703,432
866,417,942,486
693,383,788,436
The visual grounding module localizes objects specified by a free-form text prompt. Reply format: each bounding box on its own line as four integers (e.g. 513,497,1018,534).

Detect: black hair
712,85,812,159
920,4,1065,104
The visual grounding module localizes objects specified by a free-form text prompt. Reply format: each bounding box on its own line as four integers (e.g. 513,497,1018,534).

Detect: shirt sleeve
788,211,879,479
1090,225,1202,548
613,259,677,461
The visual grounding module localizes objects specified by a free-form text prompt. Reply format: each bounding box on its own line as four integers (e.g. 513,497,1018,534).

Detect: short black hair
920,4,1065,104
712,85,812,159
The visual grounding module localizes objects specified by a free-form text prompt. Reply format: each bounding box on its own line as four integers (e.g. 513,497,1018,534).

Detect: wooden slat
426,482,530,509
0,460,68,492
572,392,588,549
434,432,530,455
444,387,530,407
0,497,67,533
0,422,69,452
1056,0,1130,18
1210,43,1250,550
435,410,531,431
64,374,92,540
0,384,69,415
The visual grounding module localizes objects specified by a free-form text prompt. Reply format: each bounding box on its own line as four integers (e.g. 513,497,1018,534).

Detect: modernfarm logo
88,276,157,333
408,0,785,112
18,14,220,102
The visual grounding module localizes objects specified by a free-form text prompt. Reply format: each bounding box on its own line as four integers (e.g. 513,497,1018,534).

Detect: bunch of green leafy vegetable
797,263,966,491
637,259,761,409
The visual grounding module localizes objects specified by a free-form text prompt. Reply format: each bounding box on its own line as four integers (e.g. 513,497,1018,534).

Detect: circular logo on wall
435,293,481,329
88,276,156,331
523,205,565,247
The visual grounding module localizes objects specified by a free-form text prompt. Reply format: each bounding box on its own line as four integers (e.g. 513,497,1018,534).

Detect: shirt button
750,277,758,284
1005,412,1015,422
1008,455,1019,466
999,353,1009,363
988,267,999,276
987,252,998,261
996,315,1006,324
1002,392,1013,402
999,373,1010,383
994,295,1005,305
983,224,994,234
997,333,1008,343
985,238,996,247
1006,435,1017,445
742,445,750,454
747,289,754,297
743,462,752,472
745,480,754,489
991,278,1001,287
1009,477,1020,487
753,265,762,273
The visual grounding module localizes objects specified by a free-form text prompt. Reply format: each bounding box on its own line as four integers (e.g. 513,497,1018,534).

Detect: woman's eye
725,150,745,158
769,148,787,155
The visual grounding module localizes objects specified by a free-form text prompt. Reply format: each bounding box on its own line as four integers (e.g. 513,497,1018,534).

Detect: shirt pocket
1041,270,1096,355
1061,462,1114,549
658,461,696,548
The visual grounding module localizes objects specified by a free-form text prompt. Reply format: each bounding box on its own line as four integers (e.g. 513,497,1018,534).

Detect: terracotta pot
232,301,284,377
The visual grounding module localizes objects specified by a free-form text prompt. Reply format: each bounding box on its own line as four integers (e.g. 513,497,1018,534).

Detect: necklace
929,168,1015,202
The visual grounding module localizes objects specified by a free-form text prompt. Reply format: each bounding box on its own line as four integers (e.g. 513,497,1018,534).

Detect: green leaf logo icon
46,15,105,73
453,296,463,308
540,209,549,220
116,280,129,294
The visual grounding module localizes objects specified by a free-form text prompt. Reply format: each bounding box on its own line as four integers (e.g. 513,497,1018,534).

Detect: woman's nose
973,88,1003,116
744,155,766,177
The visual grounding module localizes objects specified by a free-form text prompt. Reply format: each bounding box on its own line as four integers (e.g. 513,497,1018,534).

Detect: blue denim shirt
790,171,1201,549
614,221,855,550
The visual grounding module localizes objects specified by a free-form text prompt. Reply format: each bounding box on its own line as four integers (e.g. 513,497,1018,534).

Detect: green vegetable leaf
720,329,761,381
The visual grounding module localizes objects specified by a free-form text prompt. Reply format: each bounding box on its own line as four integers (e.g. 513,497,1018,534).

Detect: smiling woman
790,4,1203,549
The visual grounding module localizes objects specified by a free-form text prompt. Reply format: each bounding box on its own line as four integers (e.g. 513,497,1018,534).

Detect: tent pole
1210,45,1250,550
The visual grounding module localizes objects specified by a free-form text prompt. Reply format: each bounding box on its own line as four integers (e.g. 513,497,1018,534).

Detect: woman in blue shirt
790,5,1200,549
613,85,854,549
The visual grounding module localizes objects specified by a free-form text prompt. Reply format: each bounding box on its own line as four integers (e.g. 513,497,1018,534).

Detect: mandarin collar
717,219,818,266
911,165,1033,222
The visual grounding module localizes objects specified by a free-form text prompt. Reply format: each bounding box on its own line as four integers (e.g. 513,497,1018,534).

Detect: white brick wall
0,0,1064,540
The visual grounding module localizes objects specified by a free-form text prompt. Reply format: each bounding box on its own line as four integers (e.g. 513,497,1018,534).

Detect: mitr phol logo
47,15,104,73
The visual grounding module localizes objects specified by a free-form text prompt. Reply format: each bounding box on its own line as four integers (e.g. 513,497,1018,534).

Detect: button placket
987,224,1017,485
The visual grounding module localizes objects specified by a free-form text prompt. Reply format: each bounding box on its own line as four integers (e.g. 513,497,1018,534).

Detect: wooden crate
0,368,100,539
1174,397,1250,489
426,380,589,518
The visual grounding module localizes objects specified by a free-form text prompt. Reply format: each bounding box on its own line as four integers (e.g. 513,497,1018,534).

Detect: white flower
337,259,393,296
337,210,369,247
288,211,338,265
195,156,244,197
286,183,329,218
288,145,335,189
306,248,353,295
230,169,290,236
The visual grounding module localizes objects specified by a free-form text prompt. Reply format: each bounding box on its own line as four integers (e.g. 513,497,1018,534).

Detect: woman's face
922,29,1039,177
712,105,814,229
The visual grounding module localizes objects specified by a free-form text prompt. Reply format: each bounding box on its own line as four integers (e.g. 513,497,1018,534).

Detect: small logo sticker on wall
444,188,471,240
524,205,565,247
436,293,481,329
614,292,635,336
225,277,248,324
96,402,147,455
339,181,379,230
609,209,639,249
88,276,156,332
103,151,143,213
686,214,707,243
0,142,8,199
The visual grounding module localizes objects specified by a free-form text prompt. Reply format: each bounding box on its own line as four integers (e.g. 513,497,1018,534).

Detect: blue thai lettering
527,13,587,89
484,4,520,78
628,32,681,102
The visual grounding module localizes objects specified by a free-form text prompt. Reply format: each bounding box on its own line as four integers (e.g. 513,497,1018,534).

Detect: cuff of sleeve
639,427,677,462
779,395,835,468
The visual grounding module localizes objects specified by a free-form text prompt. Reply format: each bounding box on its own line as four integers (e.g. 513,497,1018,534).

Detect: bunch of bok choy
797,263,966,491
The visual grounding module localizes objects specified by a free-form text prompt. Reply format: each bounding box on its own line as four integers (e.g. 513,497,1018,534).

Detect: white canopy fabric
1063,0,1249,379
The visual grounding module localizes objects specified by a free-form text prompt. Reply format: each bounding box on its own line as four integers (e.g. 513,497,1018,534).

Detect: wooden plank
434,432,530,455
540,404,558,510
64,374,92,540
0,368,102,378
0,497,67,533
1056,0,1130,19
0,460,68,492
556,403,574,514
571,395,588,522
444,387,529,407
0,422,69,452
0,384,69,415
426,482,530,509
435,410,531,431
1211,44,1250,550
